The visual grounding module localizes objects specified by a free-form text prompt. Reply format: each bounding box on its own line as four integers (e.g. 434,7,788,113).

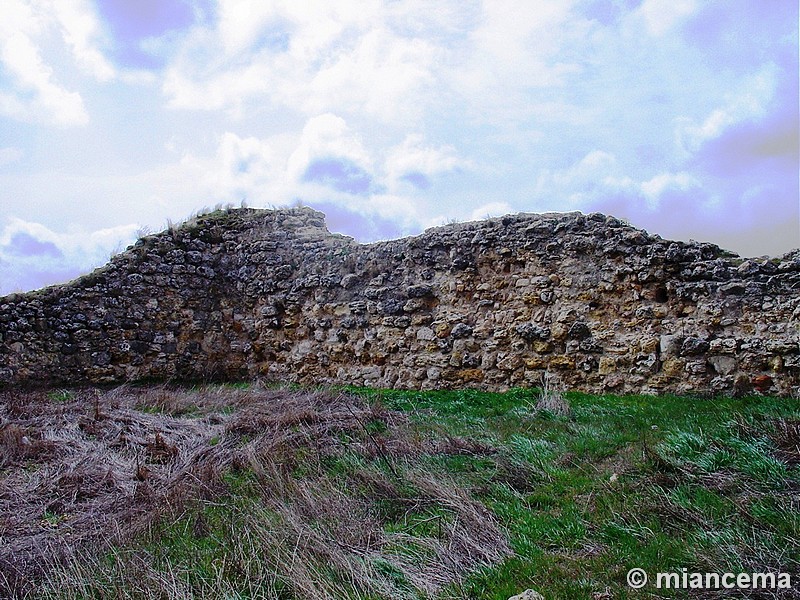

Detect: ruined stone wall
1,207,798,396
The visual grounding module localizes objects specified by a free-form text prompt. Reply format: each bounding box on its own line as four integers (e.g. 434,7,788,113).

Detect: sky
0,0,798,295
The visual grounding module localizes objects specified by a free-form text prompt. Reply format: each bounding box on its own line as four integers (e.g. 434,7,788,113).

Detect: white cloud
163,35,276,113
534,150,706,214
535,150,633,204
0,28,88,126
0,147,23,167
640,172,699,206
468,0,577,74
50,0,114,81
163,0,442,121
212,132,276,196
0,218,139,295
301,27,438,120
634,0,698,37
450,0,586,121
286,113,372,180
215,0,278,55
469,201,513,221
676,64,779,153
0,218,136,256
215,1,378,58
361,192,426,226
385,134,464,184
0,0,114,126
169,132,286,208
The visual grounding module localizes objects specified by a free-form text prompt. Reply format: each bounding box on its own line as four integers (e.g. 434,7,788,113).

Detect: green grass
28,387,800,599
46,389,74,403
352,389,799,598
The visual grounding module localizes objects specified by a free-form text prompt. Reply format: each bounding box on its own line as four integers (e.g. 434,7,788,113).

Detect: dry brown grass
533,373,571,418
0,386,511,599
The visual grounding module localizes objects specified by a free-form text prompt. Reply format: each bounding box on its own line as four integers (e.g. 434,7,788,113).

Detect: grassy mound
0,385,797,599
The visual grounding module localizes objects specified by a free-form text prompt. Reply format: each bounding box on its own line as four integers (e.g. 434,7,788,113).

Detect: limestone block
416,327,435,341
661,358,685,376
551,323,568,341
524,356,547,369
496,353,523,371
708,356,736,375
659,335,682,356
640,337,659,353
685,360,707,374
598,356,616,375
709,338,737,354
549,355,575,370
433,322,451,338
457,369,484,382
532,340,553,354
426,367,441,381
508,589,544,600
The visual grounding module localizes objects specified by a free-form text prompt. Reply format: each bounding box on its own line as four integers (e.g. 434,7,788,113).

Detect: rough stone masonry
1,207,798,396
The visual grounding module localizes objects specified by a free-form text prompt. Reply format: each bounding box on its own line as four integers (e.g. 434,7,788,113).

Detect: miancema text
657,569,792,590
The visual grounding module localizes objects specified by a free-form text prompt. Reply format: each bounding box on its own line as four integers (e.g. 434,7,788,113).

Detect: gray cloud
5,232,63,258
303,158,380,196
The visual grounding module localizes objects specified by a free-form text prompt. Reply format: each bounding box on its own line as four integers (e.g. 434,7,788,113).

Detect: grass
356,388,800,599
0,385,798,599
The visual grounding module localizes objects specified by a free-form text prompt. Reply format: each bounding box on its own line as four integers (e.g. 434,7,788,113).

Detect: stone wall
1,207,798,396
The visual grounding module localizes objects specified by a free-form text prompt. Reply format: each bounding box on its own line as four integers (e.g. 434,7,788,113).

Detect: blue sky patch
400,171,432,190
303,158,376,196
94,0,196,69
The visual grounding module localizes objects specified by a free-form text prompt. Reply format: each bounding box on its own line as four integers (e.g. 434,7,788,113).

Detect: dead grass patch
0,387,510,599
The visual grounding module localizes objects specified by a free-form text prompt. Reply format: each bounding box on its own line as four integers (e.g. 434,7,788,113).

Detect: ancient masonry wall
1,207,798,396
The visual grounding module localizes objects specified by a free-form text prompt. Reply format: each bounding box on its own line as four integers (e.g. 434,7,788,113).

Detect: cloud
0,218,139,295
162,2,441,121
0,147,23,167
94,0,195,69
165,130,289,211
685,65,798,180
172,120,383,209
533,150,636,206
385,134,464,189
50,0,115,80
4,231,62,258
537,150,799,257
0,29,89,126
640,172,700,206
302,158,375,196
308,200,408,242
449,0,587,123
212,131,276,196
469,202,513,221
634,0,698,37
287,114,373,183
300,26,439,121
0,0,116,126
400,172,431,190
676,64,779,154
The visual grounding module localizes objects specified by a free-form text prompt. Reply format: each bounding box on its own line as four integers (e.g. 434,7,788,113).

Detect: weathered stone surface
0,207,798,396
508,590,545,600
